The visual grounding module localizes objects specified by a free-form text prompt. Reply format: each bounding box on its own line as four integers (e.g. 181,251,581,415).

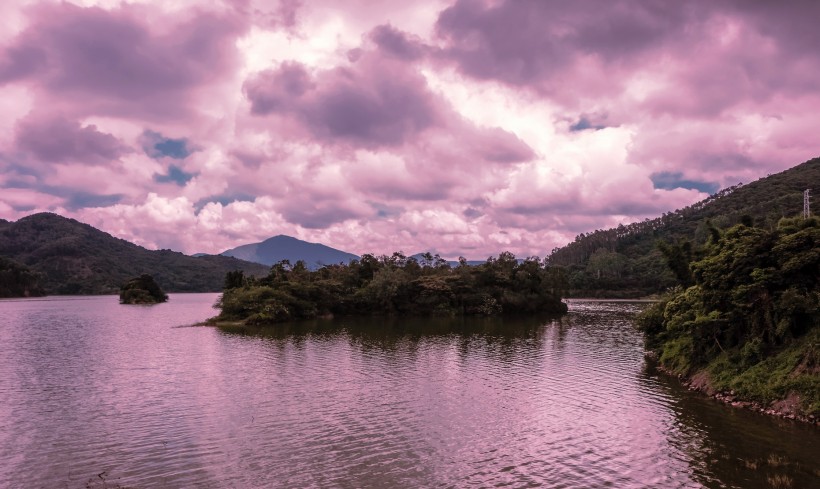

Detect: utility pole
805,189,811,218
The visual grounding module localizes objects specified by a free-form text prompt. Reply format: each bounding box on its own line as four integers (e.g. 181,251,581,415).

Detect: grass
652,326,820,417
767,454,788,467
658,335,694,375
766,474,793,488
704,328,820,416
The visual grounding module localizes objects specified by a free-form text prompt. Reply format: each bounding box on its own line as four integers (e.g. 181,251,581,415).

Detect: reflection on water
0,295,817,488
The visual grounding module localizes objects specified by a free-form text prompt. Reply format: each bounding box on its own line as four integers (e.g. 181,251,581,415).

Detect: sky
0,0,818,259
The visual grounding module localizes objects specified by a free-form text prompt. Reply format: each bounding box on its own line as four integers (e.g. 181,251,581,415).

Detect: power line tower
805,189,811,218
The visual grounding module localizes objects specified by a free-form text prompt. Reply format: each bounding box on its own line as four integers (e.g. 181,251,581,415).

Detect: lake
0,294,817,488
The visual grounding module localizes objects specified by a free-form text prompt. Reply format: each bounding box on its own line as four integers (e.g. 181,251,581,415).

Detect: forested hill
547,157,820,297
0,213,269,295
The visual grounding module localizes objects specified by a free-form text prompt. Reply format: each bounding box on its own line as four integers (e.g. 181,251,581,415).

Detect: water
0,295,817,488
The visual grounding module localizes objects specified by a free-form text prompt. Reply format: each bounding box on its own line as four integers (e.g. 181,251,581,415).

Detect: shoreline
647,353,819,426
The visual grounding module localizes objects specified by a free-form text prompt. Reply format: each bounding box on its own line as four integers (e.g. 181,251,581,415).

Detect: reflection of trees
641,363,819,489
218,314,554,367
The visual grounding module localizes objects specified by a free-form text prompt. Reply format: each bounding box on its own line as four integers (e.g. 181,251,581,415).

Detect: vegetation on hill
213,252,568,325
0,213,269,295
120,274,168,304
0,256,45,298
548,157,820,297
638,216,819,417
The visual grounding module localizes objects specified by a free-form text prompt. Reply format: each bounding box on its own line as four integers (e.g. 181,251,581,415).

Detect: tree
224,270,246,290
120,274,168,304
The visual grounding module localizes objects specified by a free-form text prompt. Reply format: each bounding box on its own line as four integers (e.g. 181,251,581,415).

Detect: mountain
221,235,359,269
0,213,269,295
547,157,820,297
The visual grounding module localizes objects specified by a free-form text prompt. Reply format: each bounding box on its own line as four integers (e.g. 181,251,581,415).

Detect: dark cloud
434,0,820,118
64,192,124,210
0,3,246,119
731,0,820,58
308,74,436,145
434,0,689,86
463,207,483,219
245,57,440,146
15,115,125,164
0,44,48,83
9,203,36,213
3,176,123,210
154,165,197,186
279,200,365,228
244,62,315,115
369,24,425,60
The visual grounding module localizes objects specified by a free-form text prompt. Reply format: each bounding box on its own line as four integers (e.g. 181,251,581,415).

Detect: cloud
433,0,687,91
0,2,247,119
369,24,426,61
64,192,124,211
1,0,818,261
15,114,126,164
244,55,440,147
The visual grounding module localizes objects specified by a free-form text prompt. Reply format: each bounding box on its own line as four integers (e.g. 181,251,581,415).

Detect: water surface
0,295,817,488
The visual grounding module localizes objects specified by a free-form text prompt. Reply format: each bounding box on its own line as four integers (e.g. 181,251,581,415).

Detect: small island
120,274,169,304
211,252,568,325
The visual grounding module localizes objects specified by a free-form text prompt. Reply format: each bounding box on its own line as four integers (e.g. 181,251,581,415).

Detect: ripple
1,296,818,488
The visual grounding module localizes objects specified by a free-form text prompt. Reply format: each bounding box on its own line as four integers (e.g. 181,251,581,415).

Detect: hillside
221,235,359,269
0,256,45,298
0,213,269,295
638,216,819,418
547,157,820,296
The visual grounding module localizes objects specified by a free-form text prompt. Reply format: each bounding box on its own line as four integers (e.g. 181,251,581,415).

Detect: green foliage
550,157,820,297
657,240,694,287
707,328,820,414
214,253,569,324
0,256,45,298
659,336,694,375
0,213,269,294
120,274,168,304
642,215,820,415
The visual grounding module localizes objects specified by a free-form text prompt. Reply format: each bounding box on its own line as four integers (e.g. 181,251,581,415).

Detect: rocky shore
648,353,819,426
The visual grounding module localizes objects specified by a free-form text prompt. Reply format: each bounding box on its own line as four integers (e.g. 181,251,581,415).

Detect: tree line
215,251,569,324
546,157,818,297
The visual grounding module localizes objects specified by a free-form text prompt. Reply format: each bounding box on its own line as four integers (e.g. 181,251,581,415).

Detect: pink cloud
15,114,126,164
0,1,818,260
244,55,440,147
0,2,247,120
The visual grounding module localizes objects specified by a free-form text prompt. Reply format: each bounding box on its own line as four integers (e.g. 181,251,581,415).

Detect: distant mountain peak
221,234,359,269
